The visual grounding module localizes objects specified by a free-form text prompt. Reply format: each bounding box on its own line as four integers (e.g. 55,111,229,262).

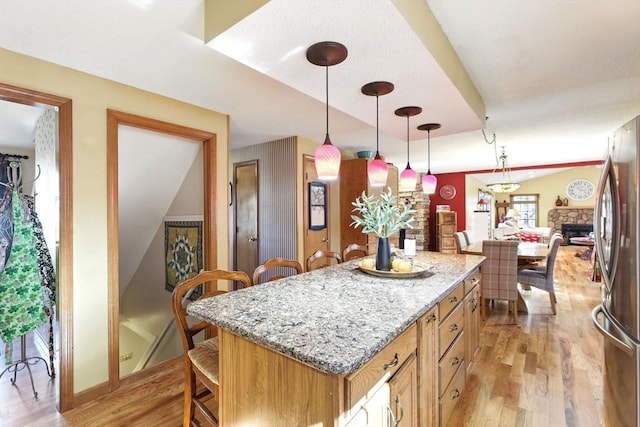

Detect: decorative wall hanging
164,217,203,294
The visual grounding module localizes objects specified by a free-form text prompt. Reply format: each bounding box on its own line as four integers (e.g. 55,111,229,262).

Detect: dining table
460,240,549,313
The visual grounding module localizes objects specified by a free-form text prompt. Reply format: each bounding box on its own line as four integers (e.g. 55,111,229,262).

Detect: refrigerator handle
594,155,618,291
592,304,635,357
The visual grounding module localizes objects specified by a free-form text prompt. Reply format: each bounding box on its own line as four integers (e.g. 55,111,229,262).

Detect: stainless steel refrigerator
592,115,640,427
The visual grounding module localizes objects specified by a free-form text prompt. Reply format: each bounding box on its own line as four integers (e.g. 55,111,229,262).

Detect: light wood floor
1,245,604,426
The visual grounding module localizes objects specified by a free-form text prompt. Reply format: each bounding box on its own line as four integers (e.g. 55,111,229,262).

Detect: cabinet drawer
438,332,464,397
346,323,417,410
439,285,464,320
440,224,456,235
440,359,466,427
439,237,456,249
464,269,481,295
439,304,463,358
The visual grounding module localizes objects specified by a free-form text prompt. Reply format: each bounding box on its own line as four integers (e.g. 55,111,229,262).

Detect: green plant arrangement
350,188,416,237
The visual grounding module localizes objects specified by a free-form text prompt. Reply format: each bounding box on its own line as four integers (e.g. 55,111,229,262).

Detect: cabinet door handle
425,313,437,323
382,353,399,370
449,323,459,332
248,236,257,242
452,388,461,400
470,277,479,285
451,356,460,366
449,296,458,304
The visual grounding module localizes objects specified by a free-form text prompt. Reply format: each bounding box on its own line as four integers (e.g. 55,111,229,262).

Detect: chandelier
486,146,520,193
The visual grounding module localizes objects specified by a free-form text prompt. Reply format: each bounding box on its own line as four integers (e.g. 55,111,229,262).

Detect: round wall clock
566,178,594,201
439,184,457,200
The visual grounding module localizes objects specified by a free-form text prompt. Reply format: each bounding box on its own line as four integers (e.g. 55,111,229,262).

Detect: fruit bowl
358,259,430,279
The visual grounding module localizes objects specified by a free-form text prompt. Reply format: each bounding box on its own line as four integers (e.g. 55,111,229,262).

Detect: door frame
106,109,216,391
0,83,73,411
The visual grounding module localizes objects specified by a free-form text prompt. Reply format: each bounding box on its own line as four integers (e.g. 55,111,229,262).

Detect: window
510,194,539,228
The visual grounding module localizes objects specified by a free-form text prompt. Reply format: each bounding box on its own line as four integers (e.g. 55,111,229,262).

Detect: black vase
376,237,391,271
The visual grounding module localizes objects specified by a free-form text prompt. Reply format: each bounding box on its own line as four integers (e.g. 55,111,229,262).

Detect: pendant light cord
375,95,380,155
325,63,329,136
405,116,410,167
427,130,432,174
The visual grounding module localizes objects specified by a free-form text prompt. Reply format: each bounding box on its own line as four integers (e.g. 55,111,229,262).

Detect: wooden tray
358,260,430,279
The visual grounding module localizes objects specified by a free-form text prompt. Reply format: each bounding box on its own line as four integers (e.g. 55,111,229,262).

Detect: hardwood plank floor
449,245,604,427
1,245,604,426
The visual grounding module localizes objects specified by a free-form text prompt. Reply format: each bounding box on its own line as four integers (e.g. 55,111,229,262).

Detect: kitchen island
188,251,484,426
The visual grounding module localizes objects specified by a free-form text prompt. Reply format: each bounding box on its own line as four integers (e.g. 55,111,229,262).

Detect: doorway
106,109,216,391
233,161,259,280
303,155,329,264
0,83,73,411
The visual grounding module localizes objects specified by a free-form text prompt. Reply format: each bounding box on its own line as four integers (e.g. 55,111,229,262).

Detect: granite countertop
187,251,484,376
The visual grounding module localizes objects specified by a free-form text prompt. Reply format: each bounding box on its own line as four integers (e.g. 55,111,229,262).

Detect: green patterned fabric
0,187,46,363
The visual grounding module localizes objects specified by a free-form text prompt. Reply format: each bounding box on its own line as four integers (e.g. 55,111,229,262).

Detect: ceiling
0,0,638,183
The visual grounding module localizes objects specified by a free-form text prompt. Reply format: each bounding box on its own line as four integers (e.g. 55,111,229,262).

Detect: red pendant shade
362,81,394,188
314,135,342,180
421,173,438,194
367,155,388,187
417,123,441,195
399,166,418,192
395,106,422,192
306,41,348,181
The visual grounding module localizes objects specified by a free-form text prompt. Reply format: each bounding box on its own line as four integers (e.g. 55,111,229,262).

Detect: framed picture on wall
309,181,327,230
164,215,204,294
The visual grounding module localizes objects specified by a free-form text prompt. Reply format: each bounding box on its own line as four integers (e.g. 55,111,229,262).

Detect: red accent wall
427,172,467,251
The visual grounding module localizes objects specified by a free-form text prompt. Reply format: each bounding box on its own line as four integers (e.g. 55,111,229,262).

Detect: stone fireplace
547,207,594,235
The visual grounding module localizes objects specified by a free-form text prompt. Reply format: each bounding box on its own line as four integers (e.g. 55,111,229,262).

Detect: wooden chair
306,249,343,272
462,230,474,245
517,234,562,314
252,258,303,285
342,243,368,261
453,232,467,254
480,240,520,324
172,269,251,427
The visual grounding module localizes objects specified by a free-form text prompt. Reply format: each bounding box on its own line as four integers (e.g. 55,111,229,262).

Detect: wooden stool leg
549,293,557,315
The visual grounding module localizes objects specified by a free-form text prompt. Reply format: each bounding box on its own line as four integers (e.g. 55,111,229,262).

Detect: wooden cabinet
345,324,416,426
464,272,480,375
437,282,466,427
436,211,457,254
340,158,398,251
418,306,439,426
217,268,482,427
389,353,418,426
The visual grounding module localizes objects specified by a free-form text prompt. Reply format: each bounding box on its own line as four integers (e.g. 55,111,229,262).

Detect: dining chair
306,249,343,272
252,257,303,285
453,232,467,254
517,233,562,314
462,230,474,245
342,243,368,261
172,269,251,427
480,240,520,324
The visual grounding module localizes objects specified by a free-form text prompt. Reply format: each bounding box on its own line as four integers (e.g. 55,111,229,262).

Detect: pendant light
395,106,422,192
417,123,441,194
361,81,394,187
306,41,348,181
486,146,521,193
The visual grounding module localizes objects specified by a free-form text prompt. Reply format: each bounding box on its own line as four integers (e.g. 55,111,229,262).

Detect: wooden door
303,155,329,263
234,161,259,280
